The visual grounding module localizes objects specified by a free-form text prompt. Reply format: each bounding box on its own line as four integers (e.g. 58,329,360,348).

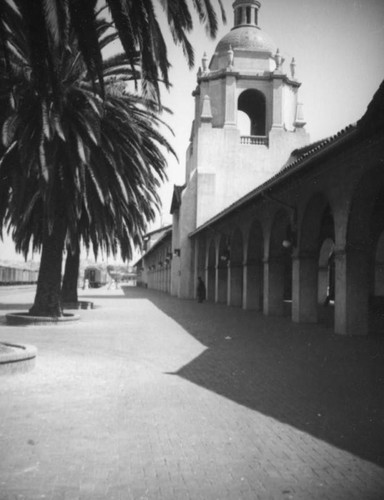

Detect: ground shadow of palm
124,287,384,468
0,303,32,327
0,302,33,311
80,294,128,300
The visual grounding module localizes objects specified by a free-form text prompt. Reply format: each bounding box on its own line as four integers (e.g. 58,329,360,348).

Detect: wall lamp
262,193,297,249
220,249,231,262
174,248,181,257
282,226,297,249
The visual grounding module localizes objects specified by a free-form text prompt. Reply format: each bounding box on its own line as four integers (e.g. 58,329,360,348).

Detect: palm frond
68,0,104,97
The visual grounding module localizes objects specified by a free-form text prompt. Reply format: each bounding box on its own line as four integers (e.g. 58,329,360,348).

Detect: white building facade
171,0,309,298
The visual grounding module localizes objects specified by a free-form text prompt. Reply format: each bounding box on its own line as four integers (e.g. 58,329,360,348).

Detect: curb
0,342,37,375
5,312,80,325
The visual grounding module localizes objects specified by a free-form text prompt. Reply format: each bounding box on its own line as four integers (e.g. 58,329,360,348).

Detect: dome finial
290,57,296,79
227,45,234,69
202,52,208,73
274,48,285,72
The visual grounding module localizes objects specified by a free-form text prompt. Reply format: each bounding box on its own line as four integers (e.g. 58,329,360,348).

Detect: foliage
0,0,226,104
0,10,176,262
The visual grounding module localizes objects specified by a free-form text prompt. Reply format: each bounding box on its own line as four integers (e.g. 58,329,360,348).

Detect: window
246,7,251,24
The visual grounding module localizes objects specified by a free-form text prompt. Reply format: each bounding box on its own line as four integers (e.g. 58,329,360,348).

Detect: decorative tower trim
294,102,306,128
227,45,234,70
201,95,213,123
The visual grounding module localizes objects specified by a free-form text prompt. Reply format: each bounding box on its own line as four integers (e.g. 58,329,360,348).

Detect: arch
300,193,334,253
229,227,244,307
318,238,335,305
342,167,384,335
218,234,230,303
367,188,384,335
266,209,292,316
207,239,216,302
245,219,264,310
238,89,266,136
347,167,384,250
294,193,335,325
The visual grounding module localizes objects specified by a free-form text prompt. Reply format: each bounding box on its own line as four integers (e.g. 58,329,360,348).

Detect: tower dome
215,26,275,55
210,0,276,71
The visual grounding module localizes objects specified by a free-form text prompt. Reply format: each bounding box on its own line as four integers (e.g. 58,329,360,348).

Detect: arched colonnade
194,161,384,336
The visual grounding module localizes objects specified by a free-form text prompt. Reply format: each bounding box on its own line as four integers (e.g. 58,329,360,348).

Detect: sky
1,0,383,263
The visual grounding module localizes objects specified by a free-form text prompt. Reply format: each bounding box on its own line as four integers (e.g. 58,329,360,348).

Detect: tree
0,11,174,316
0,0,226,104
0,0,226,317
59,91,175,305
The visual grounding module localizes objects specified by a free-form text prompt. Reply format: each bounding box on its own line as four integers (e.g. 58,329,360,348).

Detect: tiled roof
143,224,172,239
134,227,172,266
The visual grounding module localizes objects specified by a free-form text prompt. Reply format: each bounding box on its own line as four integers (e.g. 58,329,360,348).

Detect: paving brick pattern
0,286,383,500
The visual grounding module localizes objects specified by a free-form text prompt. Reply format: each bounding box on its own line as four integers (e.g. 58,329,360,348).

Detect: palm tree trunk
29,215,66,317
61,240,80,304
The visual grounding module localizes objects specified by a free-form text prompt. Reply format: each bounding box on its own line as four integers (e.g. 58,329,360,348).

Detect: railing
240,135,268,146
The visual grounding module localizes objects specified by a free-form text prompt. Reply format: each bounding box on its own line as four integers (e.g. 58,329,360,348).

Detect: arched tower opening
238,89,266,136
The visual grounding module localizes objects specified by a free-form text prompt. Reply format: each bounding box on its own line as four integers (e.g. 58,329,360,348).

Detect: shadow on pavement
0,303,33,311
123,287,384,468
80,294,128,300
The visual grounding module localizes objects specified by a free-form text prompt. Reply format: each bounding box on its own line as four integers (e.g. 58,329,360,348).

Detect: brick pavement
0,286,383,500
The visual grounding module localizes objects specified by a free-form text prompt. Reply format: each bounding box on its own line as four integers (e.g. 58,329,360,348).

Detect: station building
135,0,384,336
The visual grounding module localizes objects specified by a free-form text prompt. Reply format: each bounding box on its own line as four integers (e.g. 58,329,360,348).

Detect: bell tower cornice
196,70,302,89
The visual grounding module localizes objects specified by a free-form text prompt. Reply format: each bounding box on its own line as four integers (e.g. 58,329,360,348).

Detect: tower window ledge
240,135,269,146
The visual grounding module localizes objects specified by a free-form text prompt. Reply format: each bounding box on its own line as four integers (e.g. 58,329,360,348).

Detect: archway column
229,264,243,307
244,262,263,310
335,247,369,335
215,265,219,303
292,252,318,323
263,257,285,316
217,265,228,303
206,266,215,301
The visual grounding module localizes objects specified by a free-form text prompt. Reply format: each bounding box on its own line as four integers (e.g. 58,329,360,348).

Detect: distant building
135,0,384,336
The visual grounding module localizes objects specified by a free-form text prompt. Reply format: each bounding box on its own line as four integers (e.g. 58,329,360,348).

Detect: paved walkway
0,286,384,500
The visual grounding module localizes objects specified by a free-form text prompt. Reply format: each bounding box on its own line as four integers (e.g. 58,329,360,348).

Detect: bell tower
171,0,310,298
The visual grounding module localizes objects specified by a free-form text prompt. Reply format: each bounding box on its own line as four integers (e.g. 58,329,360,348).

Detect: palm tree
0,11,174,316
0,0,226,105
0,0,226,317
59,91,174,306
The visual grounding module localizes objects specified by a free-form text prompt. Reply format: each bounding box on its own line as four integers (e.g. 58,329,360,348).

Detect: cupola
210,0,276,72
233,0,261,27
